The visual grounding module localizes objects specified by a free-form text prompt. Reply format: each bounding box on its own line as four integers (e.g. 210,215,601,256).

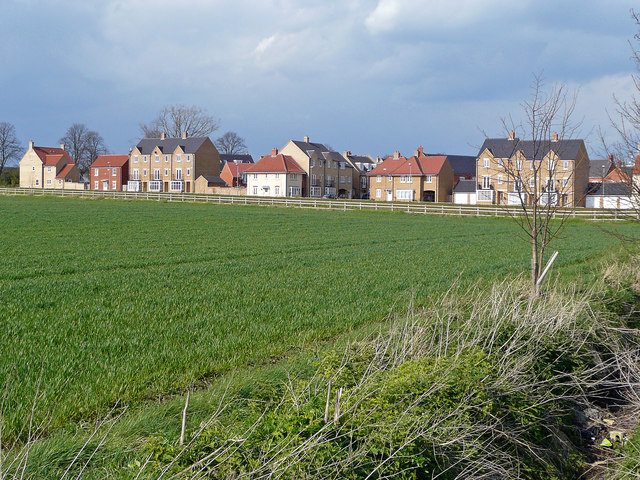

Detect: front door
386,189,393,201
102,180,108,191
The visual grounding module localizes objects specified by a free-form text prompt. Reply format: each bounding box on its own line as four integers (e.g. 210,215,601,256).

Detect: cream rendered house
19,141,82,189
128,132,220,193
245,149,305,197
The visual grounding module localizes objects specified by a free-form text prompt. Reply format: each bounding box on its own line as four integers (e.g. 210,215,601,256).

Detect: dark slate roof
346,154,376,164
453,179,477,193
292,140,329,158
136,136,209,155
479,138,585,160
446,155,476,176
219,154,254,165
589,159,614,178
586,182,632,196
324,151,352,166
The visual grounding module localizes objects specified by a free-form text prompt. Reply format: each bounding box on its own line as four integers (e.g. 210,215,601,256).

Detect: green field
0,195,637,443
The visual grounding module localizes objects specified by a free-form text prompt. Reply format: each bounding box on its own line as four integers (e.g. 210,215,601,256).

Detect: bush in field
138,266,640,480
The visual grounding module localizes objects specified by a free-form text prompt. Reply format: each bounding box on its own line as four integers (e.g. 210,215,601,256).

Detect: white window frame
175,168,182,180
112,168,117,177
94,168,99,176
94,181,99,189
376,175,381,183
275,185,280,195
134,155,139,163
497,175,503,185
529,177,535,188
46,179,52,185
155,155,159,163
483,157,490,168
176,154,182,163
563,161,569,170
112,180,117,189
425,175,432,183
482,175,491,189
186,168,191,177
165,155,169,163
376,188,381,198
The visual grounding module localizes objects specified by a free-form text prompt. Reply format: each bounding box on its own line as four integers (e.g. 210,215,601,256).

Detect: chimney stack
182,131,188,139
414,146,424,156
552,132,558,142
161,132,166,140
304,135,309,143
508,131,515,140
271,147,278,156
60,143,65,151
393,151,401,159
29,140,34,150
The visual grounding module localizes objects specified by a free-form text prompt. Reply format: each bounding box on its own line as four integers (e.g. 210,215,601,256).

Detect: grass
0,195,638,447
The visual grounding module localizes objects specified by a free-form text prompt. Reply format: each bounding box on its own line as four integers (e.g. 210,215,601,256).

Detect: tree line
0,104,248,178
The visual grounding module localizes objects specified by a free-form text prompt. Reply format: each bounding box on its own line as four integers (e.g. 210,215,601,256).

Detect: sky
2,0,639,161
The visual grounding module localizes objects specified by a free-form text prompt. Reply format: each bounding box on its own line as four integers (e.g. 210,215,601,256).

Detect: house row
17,132,640,208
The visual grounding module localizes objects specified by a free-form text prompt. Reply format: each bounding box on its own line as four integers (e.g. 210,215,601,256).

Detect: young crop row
0,196,636,444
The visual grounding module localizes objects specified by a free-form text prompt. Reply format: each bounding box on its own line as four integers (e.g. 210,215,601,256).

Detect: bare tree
482,74,584,295
60,124,108,178
0,122,22,176
604,9,640,221
140,104,220,138
214,131,247,154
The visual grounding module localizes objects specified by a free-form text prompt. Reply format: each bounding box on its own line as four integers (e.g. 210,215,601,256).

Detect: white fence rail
0,187,631,221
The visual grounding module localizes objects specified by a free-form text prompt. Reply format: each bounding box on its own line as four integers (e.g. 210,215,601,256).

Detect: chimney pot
552,132,558,142
393,151,400,159
29,140,34,150
272,147,278,156
161,132,166,140
182,131,187,139
608,153,613,161
508,130,515,140
60,143,65,150
304,135,309,143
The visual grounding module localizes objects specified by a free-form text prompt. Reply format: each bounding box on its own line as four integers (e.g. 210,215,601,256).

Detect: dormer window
483,158,490,168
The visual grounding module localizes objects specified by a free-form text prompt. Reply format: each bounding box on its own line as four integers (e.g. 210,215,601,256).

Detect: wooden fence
0,187,631,221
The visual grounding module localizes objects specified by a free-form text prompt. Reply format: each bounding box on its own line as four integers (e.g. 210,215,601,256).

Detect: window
388,175,392,181
289,186,301,196
497,175,503,185
154,169,160,180
546,178,555,191
48,166,52,173
530,161,535,170
548,160,556,171
515,160,522,171
275,186,280,195
340,162,345,170
514,179,523,191
133,169,139,180
376,188,381,198
563,161,569,170
32,166,35,171
112,180,117,189
176,168,182,180
165,155,169,163
275,173,280,179
46,179,52,185
376,175,381,183
291,173,297,180
134,155,139,163
497,159,503,167
425,175,432,183
164,169,168,176
186,168,191,176
253,173,258,179
186,155,191,162
561,178,569,188
112,168,117,176
397,189,414,200
155,155,159,163
143,169,147,177
311,173,317,185
253,186,258,195
94,168,99,176
94,181,99,189
483,157,490,168
361,177,367,188
529,177,535,188
176,154,181,162
35,179,39,186
482,175,491,189
143,155,147,163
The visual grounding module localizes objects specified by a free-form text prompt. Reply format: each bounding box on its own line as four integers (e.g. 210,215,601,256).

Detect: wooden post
334,387,343,423
324,380,332,423
536,251,559,291
180,390,191,446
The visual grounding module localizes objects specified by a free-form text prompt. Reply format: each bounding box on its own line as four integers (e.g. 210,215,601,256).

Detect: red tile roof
245,154,305,174
56,164,75,179
368,152,448,176
91,154,129,168
226,162,252,177
33,147,73,166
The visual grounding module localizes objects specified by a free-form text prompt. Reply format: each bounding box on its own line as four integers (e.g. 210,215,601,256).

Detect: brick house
19,141,82,189
475,132,590,207
90,154,129,191
367,147,454,202
128,132,220,193
220,161,252,187
279,136,354,198
343,151,377,199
